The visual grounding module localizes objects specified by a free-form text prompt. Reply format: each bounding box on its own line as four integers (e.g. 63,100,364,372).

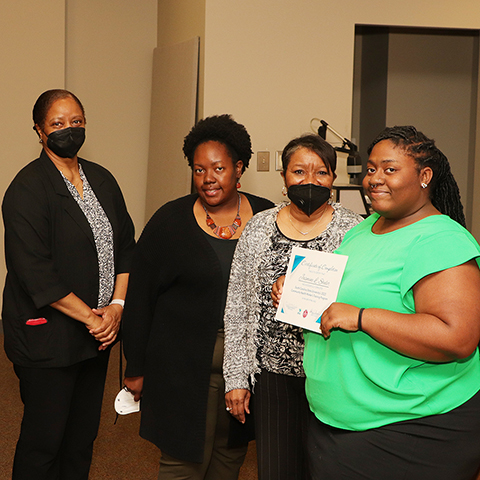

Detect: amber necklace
202,193,241,239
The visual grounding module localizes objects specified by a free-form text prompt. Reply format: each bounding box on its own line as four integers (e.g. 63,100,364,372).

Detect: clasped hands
87,303,123,350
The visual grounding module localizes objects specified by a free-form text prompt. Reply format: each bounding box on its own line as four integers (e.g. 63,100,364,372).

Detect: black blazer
2,150,135,368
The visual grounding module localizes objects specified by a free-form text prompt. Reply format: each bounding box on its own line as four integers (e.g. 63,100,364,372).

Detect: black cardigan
123,192,273,463
2,150,135,368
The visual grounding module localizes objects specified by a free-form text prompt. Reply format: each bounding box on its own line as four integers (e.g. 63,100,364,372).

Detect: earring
236,181,241,189
282,185,287,196
39,139,43,144
421,183,428,189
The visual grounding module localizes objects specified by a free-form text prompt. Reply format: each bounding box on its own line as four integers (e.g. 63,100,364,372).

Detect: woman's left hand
90,304,123,350
320,303,361,339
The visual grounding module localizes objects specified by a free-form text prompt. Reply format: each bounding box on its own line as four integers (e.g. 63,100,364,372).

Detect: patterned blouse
223,202,363,392
61,163,115,308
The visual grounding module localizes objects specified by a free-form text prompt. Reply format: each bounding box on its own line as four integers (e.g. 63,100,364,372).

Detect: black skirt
307,388,480,480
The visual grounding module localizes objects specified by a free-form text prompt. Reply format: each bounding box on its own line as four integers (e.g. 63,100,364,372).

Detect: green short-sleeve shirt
304,213,480,430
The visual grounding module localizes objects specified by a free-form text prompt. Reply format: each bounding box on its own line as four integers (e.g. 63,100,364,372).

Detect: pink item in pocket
26,318,48,326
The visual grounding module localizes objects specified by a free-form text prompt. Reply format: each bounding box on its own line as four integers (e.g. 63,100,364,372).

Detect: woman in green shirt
302,126,480,479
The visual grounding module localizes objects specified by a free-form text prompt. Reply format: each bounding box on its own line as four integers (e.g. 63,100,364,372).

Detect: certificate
275,246,348,332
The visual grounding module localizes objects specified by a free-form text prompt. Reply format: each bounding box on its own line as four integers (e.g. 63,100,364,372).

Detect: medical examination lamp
311,118,370,217
315,119,362,185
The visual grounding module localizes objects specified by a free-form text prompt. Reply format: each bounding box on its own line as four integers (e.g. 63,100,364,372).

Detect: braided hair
367,126,466,227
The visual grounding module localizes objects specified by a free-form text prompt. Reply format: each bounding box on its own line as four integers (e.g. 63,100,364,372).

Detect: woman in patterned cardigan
223,134,363,480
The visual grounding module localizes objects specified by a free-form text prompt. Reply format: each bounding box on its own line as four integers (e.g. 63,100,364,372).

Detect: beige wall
0,1,156,311
1,0,156,233
66,0,157,231
0,1,65,204
144,39,199,221
158,0,206,118
0,1,66,310
201,0,480,217
3,1,480,306
203,0,361,202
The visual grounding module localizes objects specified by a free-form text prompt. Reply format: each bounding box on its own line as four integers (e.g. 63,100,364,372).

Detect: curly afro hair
183,114,253,173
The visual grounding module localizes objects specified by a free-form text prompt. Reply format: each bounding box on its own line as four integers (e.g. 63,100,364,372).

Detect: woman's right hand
271,275,286,308
225,389,251,424
124,376,144,402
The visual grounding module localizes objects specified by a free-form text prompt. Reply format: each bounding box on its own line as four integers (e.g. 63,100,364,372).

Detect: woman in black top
2,89,135,479
123,115,273,480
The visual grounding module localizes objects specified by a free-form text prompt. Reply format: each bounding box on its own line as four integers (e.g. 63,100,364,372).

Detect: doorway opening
352,25,479,228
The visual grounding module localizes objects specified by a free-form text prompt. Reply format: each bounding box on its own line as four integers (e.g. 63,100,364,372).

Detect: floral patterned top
223,202,363,392
61,163,115,308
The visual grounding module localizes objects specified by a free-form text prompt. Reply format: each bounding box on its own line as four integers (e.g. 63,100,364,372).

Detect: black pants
253,370,311,480
12,351,110,480
307,389,480,480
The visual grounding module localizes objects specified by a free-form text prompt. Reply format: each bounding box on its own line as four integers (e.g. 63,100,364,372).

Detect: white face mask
114,387,140,415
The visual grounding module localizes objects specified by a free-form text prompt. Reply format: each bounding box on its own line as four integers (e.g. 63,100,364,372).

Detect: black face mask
47,127,85,158
287,183,331,216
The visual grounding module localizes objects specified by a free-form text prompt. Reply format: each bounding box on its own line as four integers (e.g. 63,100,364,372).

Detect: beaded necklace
202,193,241,239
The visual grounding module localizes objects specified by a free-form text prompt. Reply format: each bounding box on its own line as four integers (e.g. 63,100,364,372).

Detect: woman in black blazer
2,89,135,480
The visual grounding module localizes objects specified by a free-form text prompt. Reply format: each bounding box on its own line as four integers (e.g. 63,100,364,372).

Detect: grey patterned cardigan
223,202,363,393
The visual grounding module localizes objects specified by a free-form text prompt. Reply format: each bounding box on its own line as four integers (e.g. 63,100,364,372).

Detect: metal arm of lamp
316,119,362,185
311,118,370,217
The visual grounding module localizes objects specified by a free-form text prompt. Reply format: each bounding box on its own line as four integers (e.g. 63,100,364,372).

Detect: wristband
357,308,365,331
110,299,125,308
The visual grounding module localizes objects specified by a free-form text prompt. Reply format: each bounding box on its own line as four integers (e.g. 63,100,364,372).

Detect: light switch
257,151,270,171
